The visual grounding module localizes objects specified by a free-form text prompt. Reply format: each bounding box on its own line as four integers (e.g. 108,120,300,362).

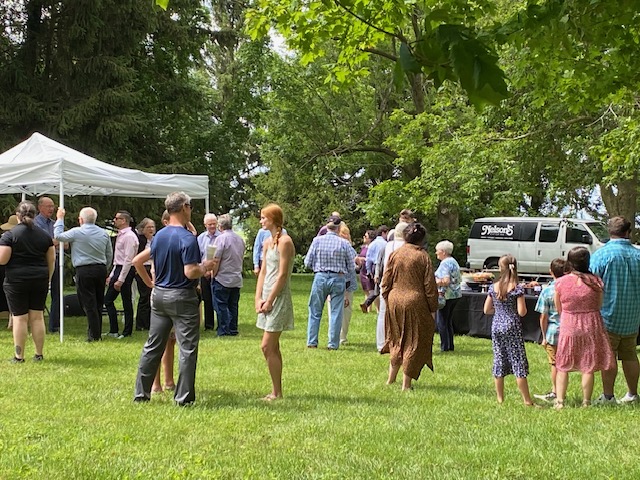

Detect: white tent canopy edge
0,132,210,342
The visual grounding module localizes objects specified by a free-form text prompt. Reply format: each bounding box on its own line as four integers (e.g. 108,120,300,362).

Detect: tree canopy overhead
248,0,510,110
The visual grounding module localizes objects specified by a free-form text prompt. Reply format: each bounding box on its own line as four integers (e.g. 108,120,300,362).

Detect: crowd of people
1,195,639,410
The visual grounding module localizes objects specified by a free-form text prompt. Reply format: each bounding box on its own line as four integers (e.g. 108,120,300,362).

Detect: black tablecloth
451,291,542,343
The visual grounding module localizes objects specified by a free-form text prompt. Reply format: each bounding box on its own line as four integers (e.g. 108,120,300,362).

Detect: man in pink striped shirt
104,210,139,338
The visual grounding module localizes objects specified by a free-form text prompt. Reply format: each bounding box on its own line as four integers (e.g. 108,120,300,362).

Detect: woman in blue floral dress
484,255,535,406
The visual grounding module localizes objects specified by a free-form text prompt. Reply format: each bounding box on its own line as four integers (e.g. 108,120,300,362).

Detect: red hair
261,203,284,247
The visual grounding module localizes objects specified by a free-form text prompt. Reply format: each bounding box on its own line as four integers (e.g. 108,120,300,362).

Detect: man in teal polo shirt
590,216,640,405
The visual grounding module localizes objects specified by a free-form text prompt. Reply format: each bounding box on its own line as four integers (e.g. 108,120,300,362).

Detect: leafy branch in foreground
246,0,509,109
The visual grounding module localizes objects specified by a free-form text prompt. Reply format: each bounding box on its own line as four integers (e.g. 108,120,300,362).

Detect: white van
466,217,609,274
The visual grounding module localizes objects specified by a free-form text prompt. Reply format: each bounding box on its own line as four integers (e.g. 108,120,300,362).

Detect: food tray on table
521,281,543,296
462,272,494,292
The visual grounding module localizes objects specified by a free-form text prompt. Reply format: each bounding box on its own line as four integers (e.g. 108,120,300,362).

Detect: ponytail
496,255,519,301
273,226,282,248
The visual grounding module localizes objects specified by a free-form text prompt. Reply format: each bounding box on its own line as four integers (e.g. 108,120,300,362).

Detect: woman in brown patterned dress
380,223,439,390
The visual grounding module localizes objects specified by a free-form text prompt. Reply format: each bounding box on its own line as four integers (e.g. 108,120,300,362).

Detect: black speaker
64,294,85,317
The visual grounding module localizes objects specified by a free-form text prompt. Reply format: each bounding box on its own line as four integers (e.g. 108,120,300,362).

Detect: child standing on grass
533,258,566,403
483,255,535,406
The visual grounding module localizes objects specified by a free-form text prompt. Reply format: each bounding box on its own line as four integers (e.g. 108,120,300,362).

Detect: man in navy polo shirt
133,192,214,406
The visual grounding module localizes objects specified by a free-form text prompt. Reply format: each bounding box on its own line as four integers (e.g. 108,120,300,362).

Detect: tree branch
333,0,404,42
311,145,399,161
361,47,397,62
490,115,597,141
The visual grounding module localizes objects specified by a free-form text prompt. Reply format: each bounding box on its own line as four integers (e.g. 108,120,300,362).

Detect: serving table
451,291,542,343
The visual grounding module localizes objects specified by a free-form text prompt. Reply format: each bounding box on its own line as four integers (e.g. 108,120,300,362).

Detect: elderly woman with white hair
434,240,462,352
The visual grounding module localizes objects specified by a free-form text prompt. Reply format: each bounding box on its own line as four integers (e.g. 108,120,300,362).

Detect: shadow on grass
192,388,393,411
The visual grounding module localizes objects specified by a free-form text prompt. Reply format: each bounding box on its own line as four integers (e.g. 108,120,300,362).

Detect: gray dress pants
134,286,200,405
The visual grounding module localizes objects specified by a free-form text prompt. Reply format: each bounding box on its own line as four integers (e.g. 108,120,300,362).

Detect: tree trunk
437,202,459,231
599,175,638,237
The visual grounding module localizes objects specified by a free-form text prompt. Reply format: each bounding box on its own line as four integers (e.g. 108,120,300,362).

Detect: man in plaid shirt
590,216,640,405
304,215,356,350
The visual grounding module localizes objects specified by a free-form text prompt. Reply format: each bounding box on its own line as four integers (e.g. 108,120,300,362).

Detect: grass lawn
0,274,639,479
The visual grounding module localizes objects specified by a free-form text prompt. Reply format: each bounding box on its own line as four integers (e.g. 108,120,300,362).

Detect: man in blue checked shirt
590,216,640,405
304,215,356,350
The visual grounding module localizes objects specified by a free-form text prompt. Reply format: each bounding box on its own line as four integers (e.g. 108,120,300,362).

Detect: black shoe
86,337,102,343
11,357,25,364
33,354,44,362
48,329,59,334
133,396,150,403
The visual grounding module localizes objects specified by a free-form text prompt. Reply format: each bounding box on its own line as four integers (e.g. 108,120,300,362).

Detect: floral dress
488,283,529,378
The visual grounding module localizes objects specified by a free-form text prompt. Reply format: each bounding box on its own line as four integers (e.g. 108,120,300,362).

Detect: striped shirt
304,231,356,275
534,280,560,345
590,238,640,335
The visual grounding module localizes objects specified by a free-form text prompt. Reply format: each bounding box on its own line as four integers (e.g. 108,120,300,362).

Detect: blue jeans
212,280,240,336
307,273,345,349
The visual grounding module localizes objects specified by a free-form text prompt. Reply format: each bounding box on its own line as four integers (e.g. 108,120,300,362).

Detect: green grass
0,274,639,479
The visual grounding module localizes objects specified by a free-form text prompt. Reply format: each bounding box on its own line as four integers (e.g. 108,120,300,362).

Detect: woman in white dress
255,204,295,400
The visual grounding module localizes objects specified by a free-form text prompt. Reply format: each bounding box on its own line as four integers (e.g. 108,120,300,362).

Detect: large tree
248,46,399,250
247,0,640,232
0,0,265,218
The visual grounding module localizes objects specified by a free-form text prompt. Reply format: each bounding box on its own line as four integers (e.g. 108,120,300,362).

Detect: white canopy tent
0,132,210,341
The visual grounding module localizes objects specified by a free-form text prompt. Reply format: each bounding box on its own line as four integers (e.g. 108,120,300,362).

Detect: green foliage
0,0,267,218
364,84,527,229
247,0,509,109
248,48,397,250
292,253,311,273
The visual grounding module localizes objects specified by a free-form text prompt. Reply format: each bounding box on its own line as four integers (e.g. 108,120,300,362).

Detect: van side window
520,222,537,242
566,223,590,244
539,223,559,243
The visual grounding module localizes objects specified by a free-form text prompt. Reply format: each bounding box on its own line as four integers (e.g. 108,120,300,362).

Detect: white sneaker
593,394,617,406
618,392,640,404
533,392,556,403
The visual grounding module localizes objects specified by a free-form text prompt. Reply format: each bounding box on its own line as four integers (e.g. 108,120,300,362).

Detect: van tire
484,258,499,270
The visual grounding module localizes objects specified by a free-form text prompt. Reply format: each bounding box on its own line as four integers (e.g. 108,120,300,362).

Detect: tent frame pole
58,175,65,343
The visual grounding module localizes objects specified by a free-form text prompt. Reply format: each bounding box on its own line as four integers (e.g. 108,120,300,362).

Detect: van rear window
470,222,537,242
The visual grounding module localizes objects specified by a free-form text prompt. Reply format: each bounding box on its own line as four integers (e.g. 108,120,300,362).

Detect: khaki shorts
543,343,557,366
607,332,639,362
